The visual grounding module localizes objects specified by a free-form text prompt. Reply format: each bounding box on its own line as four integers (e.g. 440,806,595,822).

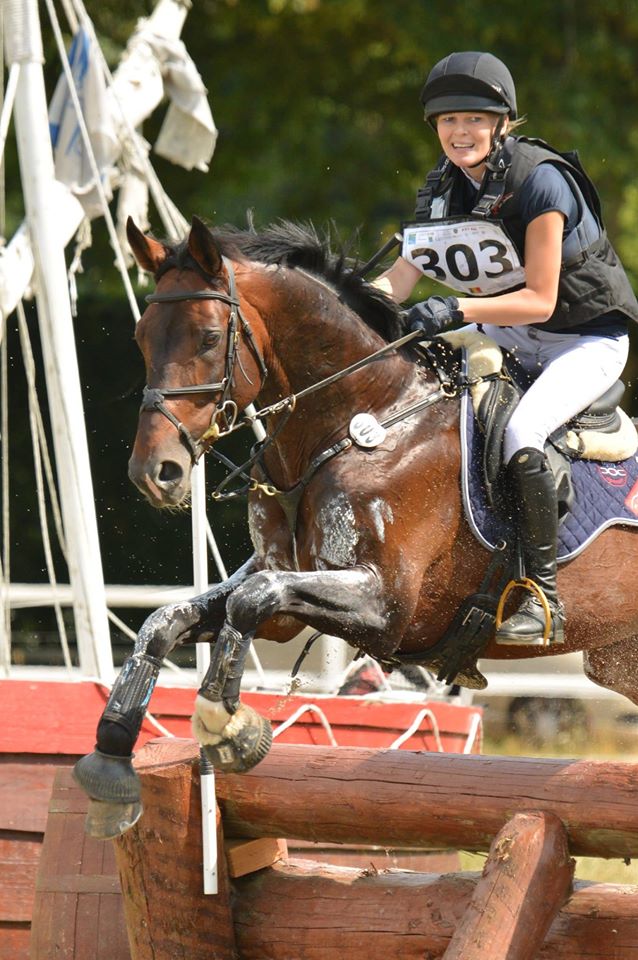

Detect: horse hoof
428,658,488,690
451,666,488,690
73,749,141,803
85,798,143,840
200,703,273,773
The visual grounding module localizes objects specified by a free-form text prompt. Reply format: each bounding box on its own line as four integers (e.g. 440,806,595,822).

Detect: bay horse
74,215,638,838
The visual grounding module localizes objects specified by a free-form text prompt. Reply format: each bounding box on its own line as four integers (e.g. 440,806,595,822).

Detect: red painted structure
0,677,481,959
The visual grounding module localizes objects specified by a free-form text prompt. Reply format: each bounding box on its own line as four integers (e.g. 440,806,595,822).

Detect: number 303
412,239,513,282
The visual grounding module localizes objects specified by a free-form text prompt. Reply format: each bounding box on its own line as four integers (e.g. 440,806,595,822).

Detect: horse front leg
73,556,259,838
192,566,395,772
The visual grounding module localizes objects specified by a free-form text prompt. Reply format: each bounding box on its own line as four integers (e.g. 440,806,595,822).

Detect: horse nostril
157,460,184,486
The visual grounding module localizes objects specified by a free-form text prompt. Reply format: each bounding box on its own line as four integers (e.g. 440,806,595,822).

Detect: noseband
140,256,267,462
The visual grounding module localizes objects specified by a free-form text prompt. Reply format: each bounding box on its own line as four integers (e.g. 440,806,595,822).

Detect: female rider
374,51,638,646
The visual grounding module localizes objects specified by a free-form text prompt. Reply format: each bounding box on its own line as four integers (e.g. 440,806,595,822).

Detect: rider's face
434,112,500,177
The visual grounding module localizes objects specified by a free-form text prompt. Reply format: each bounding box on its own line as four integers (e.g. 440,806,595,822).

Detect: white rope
58,0,79,34
389,708,444,752
16,309,67,556
29,0,254,701
272,703,338,746
0,312,11,673
67,218,93,317
0,63,19,169
0,10,7,238
462,712,483,755
42,0,141,323
16,302,73,670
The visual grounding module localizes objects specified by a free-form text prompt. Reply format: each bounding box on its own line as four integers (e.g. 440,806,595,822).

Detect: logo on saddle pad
624,479,638,517
596,464,628,488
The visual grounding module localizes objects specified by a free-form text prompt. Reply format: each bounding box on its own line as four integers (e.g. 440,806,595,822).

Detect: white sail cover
48,26,119,217
149,34,218,172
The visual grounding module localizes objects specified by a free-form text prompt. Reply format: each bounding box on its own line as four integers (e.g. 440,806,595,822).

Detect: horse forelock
154,220,404,343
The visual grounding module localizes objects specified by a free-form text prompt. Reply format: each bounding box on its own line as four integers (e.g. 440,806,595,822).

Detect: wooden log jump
233,862,636,960
112,738,638,960
442,811,574,960
144,737,638,858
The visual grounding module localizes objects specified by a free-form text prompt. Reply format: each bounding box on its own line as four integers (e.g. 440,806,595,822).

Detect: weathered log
442,811,574,960
232,857,638,960
142,737,638,858
114,747,236,960
115,742,638,960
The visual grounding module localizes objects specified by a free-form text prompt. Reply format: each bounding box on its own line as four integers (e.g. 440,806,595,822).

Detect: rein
139,257,497,504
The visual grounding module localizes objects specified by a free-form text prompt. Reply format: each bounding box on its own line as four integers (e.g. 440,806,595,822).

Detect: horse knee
137,599,207,658
225,572,283,633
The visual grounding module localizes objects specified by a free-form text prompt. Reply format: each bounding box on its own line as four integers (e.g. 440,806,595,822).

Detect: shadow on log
232,859,638,960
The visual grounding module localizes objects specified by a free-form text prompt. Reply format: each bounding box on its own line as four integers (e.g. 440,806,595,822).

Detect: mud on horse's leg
193,567,394,772
193,624,273,773
72,597,232,839
73,559,260,837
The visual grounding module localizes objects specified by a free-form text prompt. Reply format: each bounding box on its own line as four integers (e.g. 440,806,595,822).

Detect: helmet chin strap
468,115,508,170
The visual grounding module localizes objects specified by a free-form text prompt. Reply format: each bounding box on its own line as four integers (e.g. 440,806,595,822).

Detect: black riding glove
406,296,464,339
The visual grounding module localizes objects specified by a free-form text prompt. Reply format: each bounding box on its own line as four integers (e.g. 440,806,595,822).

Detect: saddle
437,328,637,515
381,329,638,691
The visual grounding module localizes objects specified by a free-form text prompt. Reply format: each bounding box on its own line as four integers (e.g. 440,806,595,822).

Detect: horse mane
157,219,405,343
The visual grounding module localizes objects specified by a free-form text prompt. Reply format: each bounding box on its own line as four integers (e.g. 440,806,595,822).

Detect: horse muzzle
128,450,192,508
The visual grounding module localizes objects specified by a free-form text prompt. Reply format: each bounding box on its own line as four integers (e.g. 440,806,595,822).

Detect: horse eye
201,330,221,350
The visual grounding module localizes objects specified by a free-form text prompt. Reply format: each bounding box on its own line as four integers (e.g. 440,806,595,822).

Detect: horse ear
126,218,169,274
187,215,223,278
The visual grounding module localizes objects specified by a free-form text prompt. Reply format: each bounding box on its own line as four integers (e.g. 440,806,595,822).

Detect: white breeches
467,324,629,464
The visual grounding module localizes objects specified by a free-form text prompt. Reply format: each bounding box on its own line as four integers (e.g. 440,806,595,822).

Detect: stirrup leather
495,576,553,647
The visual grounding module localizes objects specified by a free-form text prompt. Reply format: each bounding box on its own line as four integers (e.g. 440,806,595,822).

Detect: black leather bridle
139,256,267,463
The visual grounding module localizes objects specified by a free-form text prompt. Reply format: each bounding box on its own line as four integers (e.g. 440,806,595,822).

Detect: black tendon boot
496,448,565,645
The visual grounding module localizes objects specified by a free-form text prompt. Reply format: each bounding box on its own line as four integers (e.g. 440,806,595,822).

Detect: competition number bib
402,218,525,296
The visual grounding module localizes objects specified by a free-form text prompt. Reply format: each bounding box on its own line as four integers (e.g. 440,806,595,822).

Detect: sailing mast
4,0,112,678
0,0,210,678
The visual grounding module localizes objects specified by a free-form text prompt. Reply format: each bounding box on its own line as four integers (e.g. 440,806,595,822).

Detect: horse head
127,216,268,507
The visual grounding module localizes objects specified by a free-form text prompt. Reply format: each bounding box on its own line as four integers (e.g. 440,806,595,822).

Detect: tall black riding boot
495,447,565,646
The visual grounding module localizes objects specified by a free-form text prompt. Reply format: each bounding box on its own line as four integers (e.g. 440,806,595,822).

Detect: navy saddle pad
460,390,638,562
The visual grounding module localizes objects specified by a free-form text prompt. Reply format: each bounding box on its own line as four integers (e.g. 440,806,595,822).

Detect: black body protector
406,135,638,330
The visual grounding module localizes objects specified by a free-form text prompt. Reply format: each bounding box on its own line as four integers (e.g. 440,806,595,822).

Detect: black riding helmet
420,51,517,123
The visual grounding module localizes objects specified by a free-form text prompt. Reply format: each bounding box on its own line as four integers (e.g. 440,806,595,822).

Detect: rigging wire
4,0,264,690
43,0,142,323
0,16,10,672
16,301,73,669
0,313,10,673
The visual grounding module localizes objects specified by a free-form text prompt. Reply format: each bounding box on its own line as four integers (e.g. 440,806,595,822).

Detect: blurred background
3,0,638,757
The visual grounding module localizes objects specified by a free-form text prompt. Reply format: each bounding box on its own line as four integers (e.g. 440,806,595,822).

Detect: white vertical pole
193,406,266,893
4,0,113,680
192,459,218,895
